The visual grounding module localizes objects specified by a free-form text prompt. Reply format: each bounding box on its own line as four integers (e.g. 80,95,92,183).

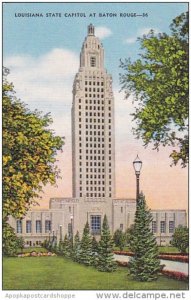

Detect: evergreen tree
62,234,71,258
92,236,99,266
92,236,99,253
97,215,117,272
113,229,127,250
57,240,64,255
128,193,161,281
72,231,81,262
79,222,92,266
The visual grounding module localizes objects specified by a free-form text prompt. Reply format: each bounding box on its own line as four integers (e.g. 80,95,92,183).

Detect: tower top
88,24,95,36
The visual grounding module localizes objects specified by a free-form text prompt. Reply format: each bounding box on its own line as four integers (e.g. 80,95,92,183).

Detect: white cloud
124,27,160,44
95,26,112,39
4,48,79,137
138,27,159,36
124,37,137,44
4,48,79,105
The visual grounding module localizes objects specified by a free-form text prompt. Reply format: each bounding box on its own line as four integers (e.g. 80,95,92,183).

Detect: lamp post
133,155,142,204
59,225,62,242
70,214,74,248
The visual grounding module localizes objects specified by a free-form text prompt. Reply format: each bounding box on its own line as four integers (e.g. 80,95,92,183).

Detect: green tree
170,225,188,253
62,234,71,257
92,236,99,266
97,215,117,272
57,240,63,255
72,231,81,262
3,220,24,256
79,222,92,266
120,12,188,167
128,193,161,281
92,236,99,253
3,69,64,220
113,229,127,250
125,225,135,248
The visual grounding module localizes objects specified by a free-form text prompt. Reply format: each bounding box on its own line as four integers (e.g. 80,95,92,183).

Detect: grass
3,256,188,290
114,246,183,253
19,247,48,254
158,246,183,253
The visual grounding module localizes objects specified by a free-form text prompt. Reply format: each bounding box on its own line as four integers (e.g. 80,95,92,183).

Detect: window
90,56,96,67
169,221,175,233
160,221,166,233
152,221,157,233
120,224,123,230
91,215,101,234
36,220,42,233
17,220,22,233
45,220,51,233
26,220,32,233
121,207,123,213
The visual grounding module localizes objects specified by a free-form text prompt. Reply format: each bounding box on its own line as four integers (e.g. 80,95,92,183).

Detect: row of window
78,118,111,130
78,132,111,138
78,118,111,125
79,116,112,123
80,156,107,161
80,186,112,192
85,125,105,130
80,137,111,142
84,100,110,105
84,186,106,191
84,87,104,92
80,143,111,148
82,112,111,118
152,221,175,234
83,180,112,185
79,99,108,105
85,81,104,86
80,162,107,167
19,215,101,241
79,141,111,149
85,93,104,98
80,193,111,198
79,174,112,179
79,168,112,173
81,129,112,137
17,220,51,234
83,106,110,111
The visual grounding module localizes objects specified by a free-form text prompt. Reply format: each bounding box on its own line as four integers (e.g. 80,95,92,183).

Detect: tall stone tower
72,24,115,201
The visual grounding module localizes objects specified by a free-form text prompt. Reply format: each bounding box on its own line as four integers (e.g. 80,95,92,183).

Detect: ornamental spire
88,24,95,36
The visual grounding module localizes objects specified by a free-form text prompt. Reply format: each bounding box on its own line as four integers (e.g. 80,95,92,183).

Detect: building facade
8,24,187,246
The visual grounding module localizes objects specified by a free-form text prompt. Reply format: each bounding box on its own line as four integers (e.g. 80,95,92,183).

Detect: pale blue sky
3,3,188,209
3,2,188,84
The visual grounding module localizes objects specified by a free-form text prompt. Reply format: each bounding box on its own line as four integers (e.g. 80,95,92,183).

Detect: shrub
161,270,188,282
3,221,25,256
170,225,189,254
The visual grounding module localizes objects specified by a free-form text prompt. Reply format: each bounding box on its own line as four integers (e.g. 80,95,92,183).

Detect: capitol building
9,24,186,246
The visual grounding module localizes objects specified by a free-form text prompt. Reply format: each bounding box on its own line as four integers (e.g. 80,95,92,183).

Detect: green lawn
3,256,188,290
19,247,48,254
114,246,183,253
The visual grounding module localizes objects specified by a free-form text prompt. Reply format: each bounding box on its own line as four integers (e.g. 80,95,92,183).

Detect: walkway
114,254,188,275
